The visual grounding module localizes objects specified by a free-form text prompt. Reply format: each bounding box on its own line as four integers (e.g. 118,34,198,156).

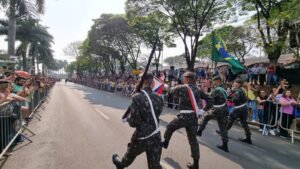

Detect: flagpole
211,30,216,76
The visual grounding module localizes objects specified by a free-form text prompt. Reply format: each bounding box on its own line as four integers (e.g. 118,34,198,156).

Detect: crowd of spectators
0,68,57,149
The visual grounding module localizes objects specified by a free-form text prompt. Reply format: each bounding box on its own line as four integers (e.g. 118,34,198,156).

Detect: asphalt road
1,82,300,169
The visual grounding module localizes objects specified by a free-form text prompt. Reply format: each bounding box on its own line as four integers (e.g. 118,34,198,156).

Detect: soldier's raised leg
162,115,187,149
112,141,144,169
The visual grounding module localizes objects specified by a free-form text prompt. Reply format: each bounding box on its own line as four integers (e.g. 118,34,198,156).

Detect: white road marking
160,161,174,169
95,108,110,120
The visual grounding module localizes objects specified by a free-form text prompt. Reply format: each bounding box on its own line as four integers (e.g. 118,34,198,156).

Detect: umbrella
15,70,31,78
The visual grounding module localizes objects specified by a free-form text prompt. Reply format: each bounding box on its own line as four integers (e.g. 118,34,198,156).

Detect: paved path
1,82,300,169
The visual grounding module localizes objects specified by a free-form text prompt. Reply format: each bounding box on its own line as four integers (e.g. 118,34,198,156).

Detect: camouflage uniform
227,87,252,143
198,84,229,144
163,83,211,168
113,87,164,169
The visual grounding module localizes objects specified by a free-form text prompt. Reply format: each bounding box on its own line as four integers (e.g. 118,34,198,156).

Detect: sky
41,0,128,61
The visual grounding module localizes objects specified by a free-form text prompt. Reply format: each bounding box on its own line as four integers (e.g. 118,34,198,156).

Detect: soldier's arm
200,90,213,111
232,89,241,103
128,97,142,128
170,85,183,97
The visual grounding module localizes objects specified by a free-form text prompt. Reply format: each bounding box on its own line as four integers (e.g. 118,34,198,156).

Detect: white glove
122,117,128,123
196,109,205,118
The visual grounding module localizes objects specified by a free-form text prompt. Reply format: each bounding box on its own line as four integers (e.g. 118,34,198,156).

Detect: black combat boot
239,136,252,144
216,141,229,152
112,154,124,169
197,129,202,136
187,159,199,169
161,140,169,149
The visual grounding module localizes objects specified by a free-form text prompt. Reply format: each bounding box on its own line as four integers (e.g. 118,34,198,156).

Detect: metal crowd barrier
0,86,52,159
279,104,300,144
246,101,279,136
0,102,32,159
162,94,179,110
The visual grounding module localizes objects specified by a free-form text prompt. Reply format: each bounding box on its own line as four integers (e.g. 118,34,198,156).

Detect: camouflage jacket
211,85,227,105
128,87,164,140
231,87,248,106
170,83,212,111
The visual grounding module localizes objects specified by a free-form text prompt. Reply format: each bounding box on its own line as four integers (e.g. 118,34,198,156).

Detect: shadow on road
164,157,183,169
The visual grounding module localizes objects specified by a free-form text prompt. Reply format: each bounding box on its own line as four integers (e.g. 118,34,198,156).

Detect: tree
86,14,143,71
64,41,82,76
241,0,300,63
0,0,45,57
0,18,54,71
145,0,233,71
63,41,82,59
126,0,175,73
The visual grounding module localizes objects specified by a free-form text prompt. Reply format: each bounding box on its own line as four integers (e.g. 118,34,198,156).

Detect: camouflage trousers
227,106,251,137
121,133,162,169
198,106,229,142
164,113,199,160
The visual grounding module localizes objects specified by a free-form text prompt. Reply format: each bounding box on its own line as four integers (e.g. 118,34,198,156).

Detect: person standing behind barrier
279,90,297,139
250,64,259,85
112,73,164,169
267,64,277,85
197,75,229,152
243,82,258,122
162,71,212,169
258,64,267,86
257,90,271,133
225,79,252,144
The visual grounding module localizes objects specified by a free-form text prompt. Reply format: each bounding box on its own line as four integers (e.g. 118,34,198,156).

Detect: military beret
234,78,244,84
183,71,195,79
212,75,221,81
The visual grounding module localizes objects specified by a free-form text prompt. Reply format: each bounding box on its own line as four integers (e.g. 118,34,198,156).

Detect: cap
212,75,221,81
0,80,10,89
183,71,195,79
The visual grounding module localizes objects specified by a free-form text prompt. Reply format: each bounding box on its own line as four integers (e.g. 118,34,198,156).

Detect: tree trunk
37,58,40,74
31,55,35,75
156,49,161,76
267,47,281,64
120,60,125,74
8,4,16,57
22,51,27,71
42,63,45,75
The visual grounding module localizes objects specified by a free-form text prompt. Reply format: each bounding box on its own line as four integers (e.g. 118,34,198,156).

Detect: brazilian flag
211,32,245,74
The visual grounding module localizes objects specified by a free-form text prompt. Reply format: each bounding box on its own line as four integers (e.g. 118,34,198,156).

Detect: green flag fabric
211,32,245,74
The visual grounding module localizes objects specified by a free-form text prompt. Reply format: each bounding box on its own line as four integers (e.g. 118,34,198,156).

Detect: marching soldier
161,71,211,169
218,78,252,144
112,73,164,169
197,75,229,152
